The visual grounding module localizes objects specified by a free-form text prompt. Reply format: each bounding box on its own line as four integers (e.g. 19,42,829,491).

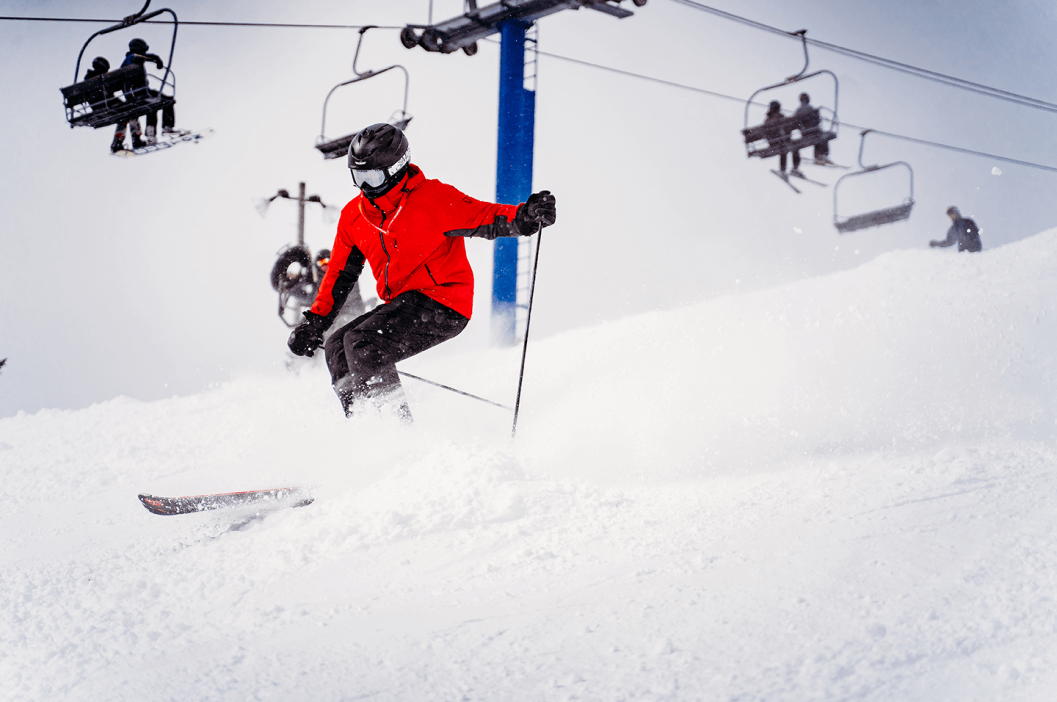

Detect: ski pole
512,222,544,438
397,370,511,411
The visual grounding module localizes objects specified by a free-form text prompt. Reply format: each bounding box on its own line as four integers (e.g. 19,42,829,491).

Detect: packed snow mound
5,231,1057,701
512,229,1057,477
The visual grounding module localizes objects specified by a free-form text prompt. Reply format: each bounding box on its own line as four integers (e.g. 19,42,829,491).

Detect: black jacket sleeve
443,213,521,240
319,246,366,327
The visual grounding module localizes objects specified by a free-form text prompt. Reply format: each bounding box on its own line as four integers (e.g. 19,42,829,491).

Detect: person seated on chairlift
794,92,834,167
112,38,179,151
764,100,799,176
82,57,114,108
930,206,982,253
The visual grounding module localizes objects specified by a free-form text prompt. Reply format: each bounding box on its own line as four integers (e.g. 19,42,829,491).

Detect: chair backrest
62,65,148,107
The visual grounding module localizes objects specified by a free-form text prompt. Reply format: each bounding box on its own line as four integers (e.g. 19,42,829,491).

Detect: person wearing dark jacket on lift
287,123,557,421
930,206,982,252
764,100,799,176
112,38,178,151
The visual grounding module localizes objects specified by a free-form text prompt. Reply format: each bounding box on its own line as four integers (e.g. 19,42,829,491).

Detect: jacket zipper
361,199,404,300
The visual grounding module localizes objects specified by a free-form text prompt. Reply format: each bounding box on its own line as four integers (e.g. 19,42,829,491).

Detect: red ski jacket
311,165,522,321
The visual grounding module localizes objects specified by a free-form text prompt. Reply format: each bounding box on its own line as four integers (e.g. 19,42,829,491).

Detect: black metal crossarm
400,0,644,55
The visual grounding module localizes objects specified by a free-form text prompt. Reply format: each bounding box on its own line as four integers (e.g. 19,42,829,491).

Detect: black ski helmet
91,56,110,73
347,123,411,197
129,38,149,54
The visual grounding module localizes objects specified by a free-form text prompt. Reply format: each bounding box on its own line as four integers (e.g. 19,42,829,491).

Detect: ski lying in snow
138,487,312,516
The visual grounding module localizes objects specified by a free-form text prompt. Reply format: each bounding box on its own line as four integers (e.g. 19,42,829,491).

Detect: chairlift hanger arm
318,63,410,142
73,1,177,87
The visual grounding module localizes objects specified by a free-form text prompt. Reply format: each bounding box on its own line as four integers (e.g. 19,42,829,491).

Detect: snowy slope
4,232,1057,700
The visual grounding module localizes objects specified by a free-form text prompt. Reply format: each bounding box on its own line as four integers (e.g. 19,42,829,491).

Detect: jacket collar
362,164,424,214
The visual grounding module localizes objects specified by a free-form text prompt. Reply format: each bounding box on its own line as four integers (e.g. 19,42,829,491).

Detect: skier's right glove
513,190,556,236
288,311,328,357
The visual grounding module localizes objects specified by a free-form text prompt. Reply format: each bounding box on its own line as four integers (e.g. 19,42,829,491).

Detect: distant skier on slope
930,206,982,252
286,123,556,421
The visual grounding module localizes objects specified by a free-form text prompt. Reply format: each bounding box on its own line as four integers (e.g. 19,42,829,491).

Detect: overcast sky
2,0,1056,418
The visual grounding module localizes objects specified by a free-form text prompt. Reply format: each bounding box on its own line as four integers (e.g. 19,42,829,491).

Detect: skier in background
287,123,556,422
930,206,982,252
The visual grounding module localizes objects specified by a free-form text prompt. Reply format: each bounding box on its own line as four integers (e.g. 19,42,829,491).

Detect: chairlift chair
315,26,412,161
60,0,177,130
833,130,914,234
741,30,839,161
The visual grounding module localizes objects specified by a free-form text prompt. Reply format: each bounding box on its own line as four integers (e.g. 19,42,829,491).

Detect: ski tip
138,493,177,515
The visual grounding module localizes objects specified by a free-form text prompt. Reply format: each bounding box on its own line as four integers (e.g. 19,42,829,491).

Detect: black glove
288,312,327,357
929,240,939,248
513,190,556,236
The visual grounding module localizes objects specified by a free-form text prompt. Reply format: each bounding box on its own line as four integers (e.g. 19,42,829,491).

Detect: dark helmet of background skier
947,206,961,218
129,38,150,54
347,123,411,197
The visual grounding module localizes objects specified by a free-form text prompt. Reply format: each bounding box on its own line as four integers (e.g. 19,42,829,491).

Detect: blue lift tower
401,0,646,345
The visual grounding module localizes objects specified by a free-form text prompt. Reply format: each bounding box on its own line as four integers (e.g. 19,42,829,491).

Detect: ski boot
143,125,156,146
110,135,126,153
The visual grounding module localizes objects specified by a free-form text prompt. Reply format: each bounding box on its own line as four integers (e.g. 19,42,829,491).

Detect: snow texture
5,232,1057,700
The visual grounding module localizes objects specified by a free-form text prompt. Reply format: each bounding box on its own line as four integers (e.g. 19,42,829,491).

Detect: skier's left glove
514,190,556,236
288,311,328,357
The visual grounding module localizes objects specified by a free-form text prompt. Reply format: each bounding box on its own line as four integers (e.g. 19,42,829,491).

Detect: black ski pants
324,291,469,416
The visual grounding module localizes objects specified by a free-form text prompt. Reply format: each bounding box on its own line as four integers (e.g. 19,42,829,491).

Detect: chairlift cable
512,41,1057,175
667,0,1057,115
0,16,402,30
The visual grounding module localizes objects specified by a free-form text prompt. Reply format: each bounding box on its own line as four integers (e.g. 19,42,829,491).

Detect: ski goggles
349,147,411,190
350,168,388,189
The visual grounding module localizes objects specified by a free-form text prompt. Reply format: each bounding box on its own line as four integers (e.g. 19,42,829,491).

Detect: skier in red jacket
288,123,556,420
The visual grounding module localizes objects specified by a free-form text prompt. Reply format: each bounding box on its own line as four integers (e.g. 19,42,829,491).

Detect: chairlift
315,26,412,161
741,30,839,161
60,0,177,130
833,130,914,234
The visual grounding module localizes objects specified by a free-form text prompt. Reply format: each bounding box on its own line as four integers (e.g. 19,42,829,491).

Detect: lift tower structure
401,0,645,345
